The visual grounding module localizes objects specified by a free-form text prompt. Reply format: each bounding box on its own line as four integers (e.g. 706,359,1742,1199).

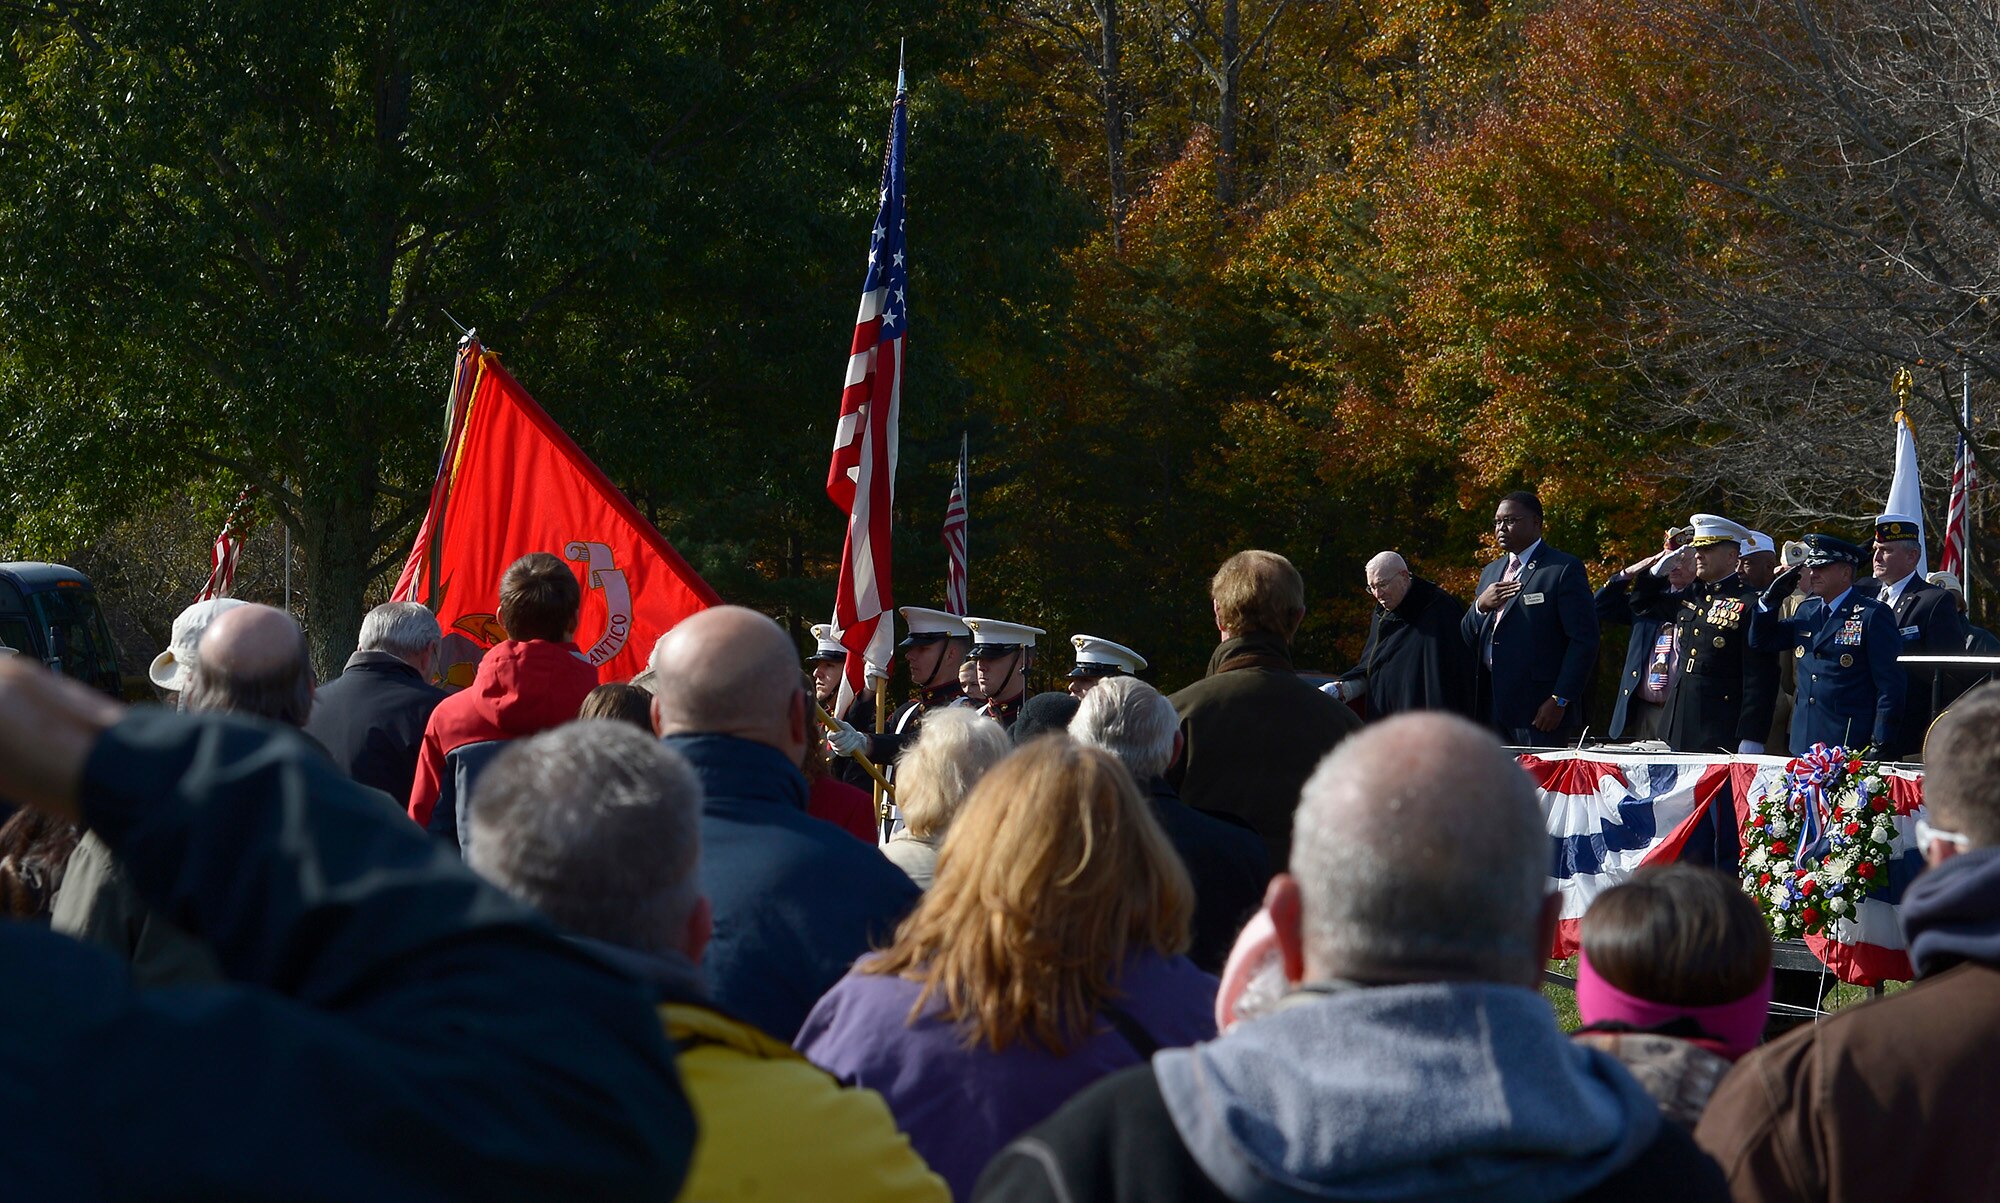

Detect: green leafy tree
0,0,1010,673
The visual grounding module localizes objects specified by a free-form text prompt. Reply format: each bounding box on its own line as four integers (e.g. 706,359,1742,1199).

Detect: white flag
1886,403,1928,577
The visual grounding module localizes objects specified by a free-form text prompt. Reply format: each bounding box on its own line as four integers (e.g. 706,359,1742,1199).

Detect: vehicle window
28,589,119,682
0,615,32,656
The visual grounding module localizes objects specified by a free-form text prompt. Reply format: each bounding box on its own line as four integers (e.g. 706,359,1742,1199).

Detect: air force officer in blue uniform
1460,490,1599,746
1748,533,1905,755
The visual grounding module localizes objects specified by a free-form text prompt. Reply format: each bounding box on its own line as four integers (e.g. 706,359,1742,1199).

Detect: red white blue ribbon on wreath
1786,743,1845,868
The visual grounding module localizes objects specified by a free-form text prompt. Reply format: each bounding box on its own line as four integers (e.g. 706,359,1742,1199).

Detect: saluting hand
1622,546,1680,578
1762,565,1803,607
1476,578,1522,613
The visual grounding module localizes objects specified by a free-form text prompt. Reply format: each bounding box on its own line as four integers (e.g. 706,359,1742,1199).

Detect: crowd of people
0,488,1995,1199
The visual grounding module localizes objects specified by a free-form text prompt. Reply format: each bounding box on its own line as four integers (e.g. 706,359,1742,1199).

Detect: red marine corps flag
827,67,909,709
394,337,719,686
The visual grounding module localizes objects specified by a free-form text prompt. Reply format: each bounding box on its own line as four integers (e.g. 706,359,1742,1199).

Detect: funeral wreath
1741,743,1895,941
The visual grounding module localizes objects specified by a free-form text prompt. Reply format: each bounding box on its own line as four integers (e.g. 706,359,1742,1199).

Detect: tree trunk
297,448,382,681
1094,0,1129,249
1216,0,1241,206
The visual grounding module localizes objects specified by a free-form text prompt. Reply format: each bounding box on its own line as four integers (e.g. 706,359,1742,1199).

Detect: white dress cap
1069,634,1147,678
807,622,847,661
962,617,1045,658
898,606,972,640
1688,513,1752,550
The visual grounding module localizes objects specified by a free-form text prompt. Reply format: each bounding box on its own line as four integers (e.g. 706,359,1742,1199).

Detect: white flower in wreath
1769,817,1790,839
1746,847,1769,869
1872,823,1895,845
1828,897,1850,915
1767,885,1789,906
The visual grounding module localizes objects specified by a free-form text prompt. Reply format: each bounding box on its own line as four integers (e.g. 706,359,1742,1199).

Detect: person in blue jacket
649,605,921,1042
1748,533,1905,755
0,658,695,1201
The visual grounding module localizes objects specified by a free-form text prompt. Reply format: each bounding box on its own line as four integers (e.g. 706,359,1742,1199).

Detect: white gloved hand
1321,680,1364,704
826,720,870,757
1736,740,1765,756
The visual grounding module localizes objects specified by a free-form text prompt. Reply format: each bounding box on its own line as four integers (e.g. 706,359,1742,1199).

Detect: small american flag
943,433,968,615
197,486,256,602
826,67,909,709
1940,382,1975,581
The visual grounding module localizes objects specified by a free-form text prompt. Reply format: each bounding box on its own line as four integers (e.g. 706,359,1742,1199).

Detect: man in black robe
1329,552,1476,720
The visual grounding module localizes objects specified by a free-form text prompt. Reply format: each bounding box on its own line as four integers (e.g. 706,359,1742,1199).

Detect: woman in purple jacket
795,736,1219,1198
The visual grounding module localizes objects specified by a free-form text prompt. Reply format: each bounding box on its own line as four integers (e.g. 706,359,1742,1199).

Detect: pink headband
1576,951,1772,1061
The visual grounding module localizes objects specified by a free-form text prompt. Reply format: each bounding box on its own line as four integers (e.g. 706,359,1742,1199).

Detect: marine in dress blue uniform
1629,514,1777,873
963,617,1046,730
1629,514,1779,755
1747,534,1905,755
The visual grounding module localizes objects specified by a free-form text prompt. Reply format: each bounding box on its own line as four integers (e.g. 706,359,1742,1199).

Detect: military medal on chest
1703,597,1745,629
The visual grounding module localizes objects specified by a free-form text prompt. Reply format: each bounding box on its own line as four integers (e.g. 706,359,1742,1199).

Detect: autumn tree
0,1,1065,674
1616,0,2000,598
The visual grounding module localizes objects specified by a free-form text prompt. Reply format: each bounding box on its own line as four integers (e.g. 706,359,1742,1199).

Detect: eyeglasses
1917,817,1972,854
1494,517,1534,527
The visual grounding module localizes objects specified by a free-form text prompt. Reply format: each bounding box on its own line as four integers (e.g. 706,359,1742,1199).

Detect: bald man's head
648,607,809,761
1363,551,1413,610
187,604,315,727
1286,713,1550,986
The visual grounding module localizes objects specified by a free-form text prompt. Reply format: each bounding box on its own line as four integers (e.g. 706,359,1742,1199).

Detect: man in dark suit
1459,491,1600,747
1748,534,1904,755
1870,514,1968,760
307,601,447,801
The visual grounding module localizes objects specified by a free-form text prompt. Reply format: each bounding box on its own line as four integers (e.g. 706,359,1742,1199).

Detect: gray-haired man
1070,676,1267,973
466,721,948,1201
307,601,447,801
978,713,1727,1203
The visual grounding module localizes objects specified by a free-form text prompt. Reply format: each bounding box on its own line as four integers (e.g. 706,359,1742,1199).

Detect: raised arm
0,663,694,1201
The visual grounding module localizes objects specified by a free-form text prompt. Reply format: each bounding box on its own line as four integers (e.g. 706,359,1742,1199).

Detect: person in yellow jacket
465,720,948,1203
663,998,945,1201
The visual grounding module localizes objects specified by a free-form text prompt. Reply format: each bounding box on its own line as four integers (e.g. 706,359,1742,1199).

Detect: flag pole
816,700,895,795
879,38,903,823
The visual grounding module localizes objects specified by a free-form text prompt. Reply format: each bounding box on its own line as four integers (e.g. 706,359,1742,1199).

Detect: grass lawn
1543,957,1910,1033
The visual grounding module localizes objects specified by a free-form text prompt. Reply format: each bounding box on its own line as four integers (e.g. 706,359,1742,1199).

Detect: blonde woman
795,737,1217,1199
883,708,1010,888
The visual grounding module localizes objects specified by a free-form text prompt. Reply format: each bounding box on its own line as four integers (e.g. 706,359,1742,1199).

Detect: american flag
197,486,256,602
827,69,908,708
1940,381,1975,580
943,433,968,615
